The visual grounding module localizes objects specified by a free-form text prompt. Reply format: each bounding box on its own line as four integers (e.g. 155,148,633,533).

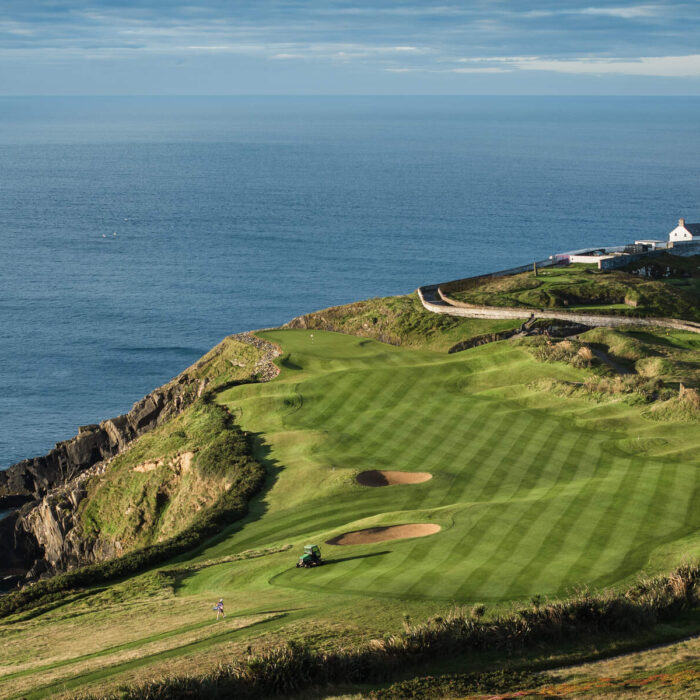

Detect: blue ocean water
2,95,700,469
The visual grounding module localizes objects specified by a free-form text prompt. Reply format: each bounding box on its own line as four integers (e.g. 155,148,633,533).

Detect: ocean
2,95,700,469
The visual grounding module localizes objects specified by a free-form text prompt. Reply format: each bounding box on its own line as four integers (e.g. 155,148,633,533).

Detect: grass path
11,610,309,700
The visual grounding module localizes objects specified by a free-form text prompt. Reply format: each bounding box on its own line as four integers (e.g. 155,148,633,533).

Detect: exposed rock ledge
0,332,280,582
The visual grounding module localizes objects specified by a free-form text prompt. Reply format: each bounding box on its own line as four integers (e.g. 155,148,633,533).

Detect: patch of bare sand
356,470,432,487
132,452,194,474
326,524,440,546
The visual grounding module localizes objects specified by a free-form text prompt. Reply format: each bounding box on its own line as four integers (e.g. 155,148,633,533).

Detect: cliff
0,379,203,503
0,333,279,582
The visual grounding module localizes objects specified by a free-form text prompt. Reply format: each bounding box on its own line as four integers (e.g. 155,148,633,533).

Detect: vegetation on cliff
78,401,260,554
0,399,265,619
286,293,523,351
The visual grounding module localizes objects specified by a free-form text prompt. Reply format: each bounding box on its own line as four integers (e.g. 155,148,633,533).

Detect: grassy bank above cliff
78,401,260,553
285,294,524,351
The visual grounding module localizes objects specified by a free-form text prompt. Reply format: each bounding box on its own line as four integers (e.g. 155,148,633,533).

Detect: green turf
4,328,700,698
172,329,700,603
447,259,700,321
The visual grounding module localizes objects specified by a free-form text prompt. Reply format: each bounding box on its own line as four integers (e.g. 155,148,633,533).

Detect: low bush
583,375,665,401
527,337,596,369
369,669,547,699
647,387,700,422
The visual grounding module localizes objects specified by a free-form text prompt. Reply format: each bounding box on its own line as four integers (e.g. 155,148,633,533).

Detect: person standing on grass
214,598,225,620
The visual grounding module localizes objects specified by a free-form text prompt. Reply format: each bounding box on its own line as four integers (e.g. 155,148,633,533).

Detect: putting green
182,329,700,602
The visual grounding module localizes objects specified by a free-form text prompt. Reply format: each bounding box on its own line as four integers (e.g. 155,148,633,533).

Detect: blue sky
2,1,700,94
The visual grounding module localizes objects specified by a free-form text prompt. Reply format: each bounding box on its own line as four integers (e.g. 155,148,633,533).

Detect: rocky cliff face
9,461,120,579
0,375,205,503
0,375,201,583
0,332,280,583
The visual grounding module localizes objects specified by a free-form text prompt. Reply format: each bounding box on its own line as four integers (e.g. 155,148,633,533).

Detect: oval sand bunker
326,524,441,546
356,470,432,487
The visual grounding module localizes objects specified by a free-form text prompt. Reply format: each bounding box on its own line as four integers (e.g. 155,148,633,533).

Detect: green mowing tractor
296,544,323,568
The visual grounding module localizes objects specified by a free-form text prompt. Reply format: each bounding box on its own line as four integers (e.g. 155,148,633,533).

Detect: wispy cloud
2,1,700,92
579,5,662,19
514,54,700,76
523,4,664,20
446,53,700,77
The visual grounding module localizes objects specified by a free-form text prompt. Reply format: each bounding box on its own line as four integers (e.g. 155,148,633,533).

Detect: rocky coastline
0,332,280,586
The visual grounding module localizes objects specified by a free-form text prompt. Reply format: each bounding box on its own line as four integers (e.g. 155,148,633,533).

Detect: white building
669,217,700,242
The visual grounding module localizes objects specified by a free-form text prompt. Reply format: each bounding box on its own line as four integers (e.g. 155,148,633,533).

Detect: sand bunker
356,470,432,487
326,523,441,546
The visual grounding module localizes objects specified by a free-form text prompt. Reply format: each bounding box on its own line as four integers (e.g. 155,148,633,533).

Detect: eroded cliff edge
0,333,280,582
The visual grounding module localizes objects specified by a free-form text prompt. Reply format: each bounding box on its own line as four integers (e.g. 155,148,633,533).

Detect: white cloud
514,54,700,76
521,4,663,20
448,53,700,77
451,67,509,74
579,5,662,19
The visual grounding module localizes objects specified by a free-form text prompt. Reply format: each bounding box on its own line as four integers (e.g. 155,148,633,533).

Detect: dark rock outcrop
0,331,282,582
0,377,203,505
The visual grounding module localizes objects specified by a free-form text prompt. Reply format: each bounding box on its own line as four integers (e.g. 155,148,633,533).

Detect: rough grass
74,563,700,699
78,402,256,552
181,335,266,389
448,260,700,321
582,327,700,388
285,294,523,351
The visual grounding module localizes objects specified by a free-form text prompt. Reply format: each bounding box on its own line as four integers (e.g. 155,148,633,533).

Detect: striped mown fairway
189,329,700,603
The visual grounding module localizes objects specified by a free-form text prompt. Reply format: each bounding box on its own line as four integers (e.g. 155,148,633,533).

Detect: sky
2,1,700,94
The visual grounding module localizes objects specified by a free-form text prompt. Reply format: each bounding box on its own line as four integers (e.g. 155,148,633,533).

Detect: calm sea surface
2,96,700,469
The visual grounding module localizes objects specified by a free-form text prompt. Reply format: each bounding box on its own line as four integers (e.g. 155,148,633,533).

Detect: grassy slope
61,334,271,557
449,258,700,320
79,402,251,551
3,323,700,698
286,294,525,351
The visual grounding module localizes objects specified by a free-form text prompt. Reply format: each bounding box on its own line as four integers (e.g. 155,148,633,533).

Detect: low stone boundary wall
417,286,700,335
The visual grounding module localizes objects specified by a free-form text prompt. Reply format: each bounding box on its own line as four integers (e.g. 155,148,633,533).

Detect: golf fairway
176,329,700,602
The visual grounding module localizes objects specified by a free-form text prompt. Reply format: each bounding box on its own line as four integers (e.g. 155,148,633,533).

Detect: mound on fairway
326,524,441,545
356,470,433,487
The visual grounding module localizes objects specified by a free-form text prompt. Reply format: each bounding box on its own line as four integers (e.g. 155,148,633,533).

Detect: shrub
527,337,595,369
647,387,700,422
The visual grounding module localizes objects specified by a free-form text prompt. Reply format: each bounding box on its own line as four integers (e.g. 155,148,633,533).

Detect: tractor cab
296,544,323,568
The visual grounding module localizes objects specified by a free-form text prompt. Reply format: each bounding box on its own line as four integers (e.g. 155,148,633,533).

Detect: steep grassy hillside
78,402,259,554
3,327,698,699
448,257,700,320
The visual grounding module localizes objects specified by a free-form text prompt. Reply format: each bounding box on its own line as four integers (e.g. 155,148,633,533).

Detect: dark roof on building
684,223,700,236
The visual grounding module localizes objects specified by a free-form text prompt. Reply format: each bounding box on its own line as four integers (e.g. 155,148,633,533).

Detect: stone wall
668,240,700,257
418,287,700,334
